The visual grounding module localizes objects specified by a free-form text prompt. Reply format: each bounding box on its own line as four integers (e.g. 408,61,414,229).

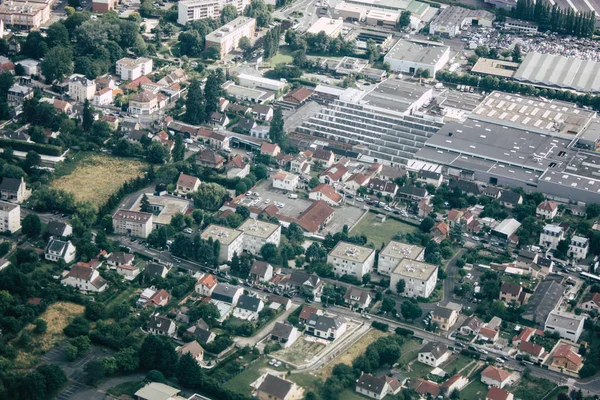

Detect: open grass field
13,302,85,368
273,337,327,366
51,154,147,209
270,46,294,66
350,212,418,248
319,329,386,379
398,338,423,366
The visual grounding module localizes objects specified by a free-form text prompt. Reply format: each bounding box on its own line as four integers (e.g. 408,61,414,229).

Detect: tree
84,360,106,385
22,214,42,238
269,107,285,145
420,217,435,233
115,348,139,373
239,36,252,54
220,4,238,24
396,279,406,294
34,319,48,334
381,297,396,313
512,44,522,63
41,46,73,82
176,352,203,387
261,243,279,262
399,10,411,28
586,203,600,219
85,302,107,321
146,143,169,164
193,183,228,211
140,194,152,213
37,364,68,398
172,134,185,162
25,150,42,171
400,300,422,321
139,335,178,375
204,73,220,120
184,79,206,125
82,99,94,132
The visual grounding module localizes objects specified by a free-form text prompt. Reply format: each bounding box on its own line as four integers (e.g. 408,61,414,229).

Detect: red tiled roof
310,184,342,203
348,173,369,185
261,142,280,155
197,274,218,289
479,326,498,340
299,305,319,321
518,341,544,357
296,200,334,233
481,366,511,383
553,344,583,367
447,209,462,221
440,374,467,389
411,379,440,397
284,86,313,103
177,173,200,189
123,76,152,90
537,200,558,212
487,387,512,400
321,163,348,181
433,221,449,235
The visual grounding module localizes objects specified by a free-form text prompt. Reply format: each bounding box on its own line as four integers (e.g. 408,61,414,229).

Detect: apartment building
389,259,438,298
7,83,33,106
545,310,585,342
200,224,244,262
116,57,153,81
327,241,376,278
237,219,281,255
205,17,256,59
378,240,425,275
0,1,50,30
68,74,96,102
0,200,20,233
129,91,159,115
177,0,249,25
569,235,589,260
112,209,154,238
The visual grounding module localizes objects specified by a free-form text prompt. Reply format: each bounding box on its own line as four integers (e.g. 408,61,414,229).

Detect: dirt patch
51,154,146,208
319,329,386,379
13,302,85,368
273,337,327,365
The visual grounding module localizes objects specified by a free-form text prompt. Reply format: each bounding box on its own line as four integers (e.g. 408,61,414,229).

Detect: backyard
319,329,386,378
460,377,489,400
223,358,288,396
51,153,147,209
512,374,557,400
273,336,327,366
350,212,418,248
12,301,85,368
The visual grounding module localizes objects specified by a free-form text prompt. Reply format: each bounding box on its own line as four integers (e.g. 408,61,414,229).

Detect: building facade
200,224,244,262
0,200,20,233
237,219,281,255
68,74,96,102
205,17,256,59
389,259,438,298
112,209,154,238
116,57,153,81
327,242,375,277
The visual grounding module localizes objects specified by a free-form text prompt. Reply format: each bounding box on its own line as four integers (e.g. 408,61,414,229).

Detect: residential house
312,147,335,168
320,163,350,185
68,74,96,102
249,260,273,283
256,374,302,400
129,91,159,115
539,224,565,250
251,125,270,139
252,104,273,121
450,179,480,196
569,235,589,260
432,306,458,331
226,155,250,179
45,238,76,263
260,142,280,158
145,262,170,279
126,129,151,143
581,292,600,312
499,191,523,208
270,322,299,349
418,342,450,367
233,295,264,321
397,186,428,202
177,340,204,364
176,173,201,194
211,283,243,306
44,220,72,238
369,178,398,196
273,170,299,191
545,310,585,342
0,201,20,233
446,209,464,228
482,186,502,199
355,373,402,400
7,84,33,106
112,209,153,238
147,313,176,337
460,315,483,336
430,221,449,241
147,289,170,307
417,170,443,188
269,295,292,311
0,177,28,202
196,148,225,169
343,287,372,310
226,103,251,115
210,112,230,128
296,200,335,233
517,341,545,362
486,387,513,400
418,198,434,218
93,87,113,106
299,305,322,324
440,375,469,396
309,184,342,206
480,366,512,388
195,274,218,296
550,344,583,373
96,75,117,90
500,283,526,305
285,270,324,300
237,118,257,133
40,98,73,115
106,251,135,267
306,314,347,340
536,200,558,219
186,321,215,345
410,379,441,397
135,383,181,400
116,263,141,280
290,153,311,175
62,264,108,292
344,173,370,195
479,325,500,343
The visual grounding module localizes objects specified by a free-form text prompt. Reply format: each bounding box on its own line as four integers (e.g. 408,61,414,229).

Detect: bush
395,327,414,337
0,138,62,156
263,342,282,354
371,321,389,332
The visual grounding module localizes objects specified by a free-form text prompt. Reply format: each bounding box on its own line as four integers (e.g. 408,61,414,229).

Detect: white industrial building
237,73,287,91
306,17,344,36
384,39,450,77
429,6,494,38
378,240,425,275
390,259,438,298
327,242,376,278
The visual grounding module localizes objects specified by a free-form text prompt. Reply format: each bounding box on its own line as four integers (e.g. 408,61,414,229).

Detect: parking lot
241,180,313,219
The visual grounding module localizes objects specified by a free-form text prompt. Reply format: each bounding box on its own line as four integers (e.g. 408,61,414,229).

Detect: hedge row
0,138,63,156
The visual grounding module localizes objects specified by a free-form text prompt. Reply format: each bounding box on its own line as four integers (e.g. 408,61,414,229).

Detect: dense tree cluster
512,0,595,37
285,29,356,57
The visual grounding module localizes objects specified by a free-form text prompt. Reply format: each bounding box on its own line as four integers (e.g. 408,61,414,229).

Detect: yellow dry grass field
319,329,386,378
51,154,146,208
13,302,85,368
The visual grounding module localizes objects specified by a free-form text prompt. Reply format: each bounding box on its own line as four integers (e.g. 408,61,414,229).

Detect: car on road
184,228,193,234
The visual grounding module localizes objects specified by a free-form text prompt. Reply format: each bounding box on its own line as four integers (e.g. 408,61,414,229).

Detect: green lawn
270,46,294,66
442,355,474,375
398,339,422,366
288,373,323,393
512,375,557,400
350,212,418,248
224,358,287,395
460,377,489,400
403,360,433,380
339,389,370,400
107,380,144,397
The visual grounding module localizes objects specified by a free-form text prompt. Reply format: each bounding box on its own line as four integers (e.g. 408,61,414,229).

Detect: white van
288,193,298,199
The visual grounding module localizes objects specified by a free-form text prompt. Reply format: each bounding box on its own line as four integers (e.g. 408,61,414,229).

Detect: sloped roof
66,264,94,280
257,374,293,399
271,322,295,339
236,295,262,312
518,341,544,357
537,200,557,212
487,387,512,400
420,342,449,359
311,184,342,203
356,373,386,395
481,366,511,383
297,200,334,233
501,283,522,296
553,344,583,366
197,274,218,289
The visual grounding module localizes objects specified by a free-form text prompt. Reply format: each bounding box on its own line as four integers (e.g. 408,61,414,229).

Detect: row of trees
184,71,224,125
285,29,356,57
512,0,596,37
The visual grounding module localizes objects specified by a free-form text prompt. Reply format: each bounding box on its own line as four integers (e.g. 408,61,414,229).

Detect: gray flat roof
539,151,600,194
361,79,431,113
385,39,449,66
392,258,438,281
471,91,594,137
328,241,375,263
437,90,483,112
237,219,280,239
515,51,600,93
201,224,243,245
432,6,494,28
381,240,424,260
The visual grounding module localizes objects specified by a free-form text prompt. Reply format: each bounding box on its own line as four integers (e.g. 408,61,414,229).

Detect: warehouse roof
385,39,449,66
515,51,600,93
